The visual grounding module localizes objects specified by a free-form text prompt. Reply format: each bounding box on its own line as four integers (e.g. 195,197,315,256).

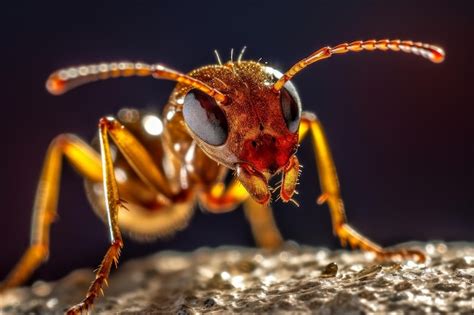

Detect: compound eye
183,89,229,146
280,82,302,133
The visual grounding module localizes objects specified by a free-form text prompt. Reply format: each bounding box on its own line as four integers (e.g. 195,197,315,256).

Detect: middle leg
199,179,283,249
243,198,283,250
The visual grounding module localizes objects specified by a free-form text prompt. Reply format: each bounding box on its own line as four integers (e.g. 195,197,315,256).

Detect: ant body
1,39,444,314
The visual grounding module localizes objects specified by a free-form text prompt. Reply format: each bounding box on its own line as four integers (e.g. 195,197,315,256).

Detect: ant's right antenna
46,62,228,104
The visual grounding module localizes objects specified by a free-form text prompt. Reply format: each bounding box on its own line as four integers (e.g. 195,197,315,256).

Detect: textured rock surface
1,242,473,314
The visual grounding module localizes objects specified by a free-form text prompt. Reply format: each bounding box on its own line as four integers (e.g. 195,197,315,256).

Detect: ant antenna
273,39,445,91
237,46,247,63
46,62,228,103
214,50,223,65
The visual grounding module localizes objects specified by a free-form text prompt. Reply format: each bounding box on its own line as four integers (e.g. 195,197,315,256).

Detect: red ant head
182,62,301,174
181,61,301,203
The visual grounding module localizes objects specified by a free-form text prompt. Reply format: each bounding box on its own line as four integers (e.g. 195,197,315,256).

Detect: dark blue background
1,1,472,282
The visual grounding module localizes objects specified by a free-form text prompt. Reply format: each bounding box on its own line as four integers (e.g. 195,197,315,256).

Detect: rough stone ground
0,242,473,314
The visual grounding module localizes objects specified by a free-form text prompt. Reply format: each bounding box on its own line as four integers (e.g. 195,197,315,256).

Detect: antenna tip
45,75,66,95
430,46,445,63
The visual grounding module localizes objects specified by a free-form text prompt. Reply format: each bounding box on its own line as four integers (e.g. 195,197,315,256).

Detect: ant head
181,61,301,175
180,61,302,203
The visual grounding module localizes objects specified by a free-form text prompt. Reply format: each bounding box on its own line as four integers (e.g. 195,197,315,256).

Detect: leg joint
301,111,318,122
112,238,124,249
99,116,121,130
51,133,77,148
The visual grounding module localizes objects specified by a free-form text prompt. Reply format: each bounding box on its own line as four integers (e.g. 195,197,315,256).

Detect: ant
1,39,444,314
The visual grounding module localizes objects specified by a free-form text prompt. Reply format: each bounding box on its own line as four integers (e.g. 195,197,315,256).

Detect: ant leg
199,180,283,249
2,117,181,313
65,117,130,314
96,116,176,199
243,198,283,250
198,179,249,213
67,118,135,314
68,116,181,313
299,112,425,262
0,134,102,291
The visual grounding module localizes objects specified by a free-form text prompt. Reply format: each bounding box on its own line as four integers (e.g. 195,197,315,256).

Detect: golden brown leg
299,112,424,262
199,180,283,249
69,116,193,313
1,116,183,313
0,134,102,291
99,116,175,199
65,118,128,314
243,198,283,250
198,179,250,213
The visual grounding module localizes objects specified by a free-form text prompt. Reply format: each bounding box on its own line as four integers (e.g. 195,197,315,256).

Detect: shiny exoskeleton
0,39,445,314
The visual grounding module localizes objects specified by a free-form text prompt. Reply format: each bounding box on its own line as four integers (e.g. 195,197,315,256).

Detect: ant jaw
235,155,300,206
280,155,300,203
236,163,270,205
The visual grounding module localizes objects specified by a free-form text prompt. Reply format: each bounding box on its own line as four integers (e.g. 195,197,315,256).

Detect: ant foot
376,248,426,263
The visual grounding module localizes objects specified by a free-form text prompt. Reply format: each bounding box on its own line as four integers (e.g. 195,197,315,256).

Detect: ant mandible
1,39,444,314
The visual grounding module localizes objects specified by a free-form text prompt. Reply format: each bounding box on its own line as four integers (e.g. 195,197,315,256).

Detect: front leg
299,112,425,262
66,117,126,314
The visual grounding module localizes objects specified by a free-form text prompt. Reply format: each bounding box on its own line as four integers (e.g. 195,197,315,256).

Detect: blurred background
1,1,472,282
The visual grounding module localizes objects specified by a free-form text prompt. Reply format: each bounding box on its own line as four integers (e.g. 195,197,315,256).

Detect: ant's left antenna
273,39,445,91
46,62,228,103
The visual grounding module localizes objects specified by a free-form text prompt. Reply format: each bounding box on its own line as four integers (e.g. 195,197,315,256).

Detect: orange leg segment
65,118,127,314
299,112,425,262
199,179,283,249
0,134,102,291
198,179,249,213
99,116,175,199
68,116,174,313
243,198,283,250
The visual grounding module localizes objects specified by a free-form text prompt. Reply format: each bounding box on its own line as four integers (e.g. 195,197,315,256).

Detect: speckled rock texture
1,242,473,314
